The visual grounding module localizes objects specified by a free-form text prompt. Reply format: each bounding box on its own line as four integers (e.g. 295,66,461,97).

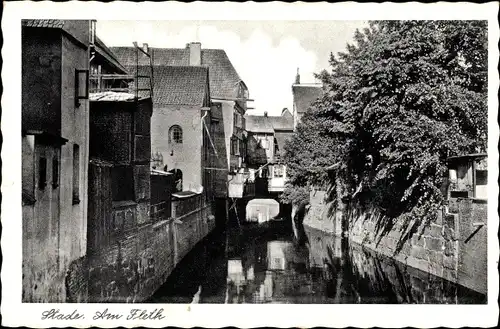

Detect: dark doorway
169,168,183,192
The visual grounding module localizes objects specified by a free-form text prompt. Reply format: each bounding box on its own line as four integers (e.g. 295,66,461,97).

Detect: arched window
169,125,183,144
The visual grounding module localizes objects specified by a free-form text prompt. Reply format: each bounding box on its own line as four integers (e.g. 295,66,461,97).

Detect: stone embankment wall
303,225,485,303
302,190,343,236
66,194,216,302
302,190,487,295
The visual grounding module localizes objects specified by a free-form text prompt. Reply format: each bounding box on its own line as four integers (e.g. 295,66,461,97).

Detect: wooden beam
472,159,476,198
90,74,136,79
211,97,254,102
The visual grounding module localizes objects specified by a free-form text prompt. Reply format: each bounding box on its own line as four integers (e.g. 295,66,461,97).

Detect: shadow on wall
346,193,435,256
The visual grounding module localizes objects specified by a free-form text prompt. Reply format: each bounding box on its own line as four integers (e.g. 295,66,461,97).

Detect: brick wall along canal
148,220,486,304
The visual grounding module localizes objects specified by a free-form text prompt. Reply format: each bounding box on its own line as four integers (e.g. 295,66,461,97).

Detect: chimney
295,67,300,84
264,111,268,117
187,42,201,66
143,43,149,54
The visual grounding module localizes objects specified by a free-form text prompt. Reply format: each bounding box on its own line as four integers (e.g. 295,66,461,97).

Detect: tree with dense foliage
282,20,487,225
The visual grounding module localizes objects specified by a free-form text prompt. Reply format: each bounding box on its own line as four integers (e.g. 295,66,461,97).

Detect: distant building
245,112,275,166
447,153,488,201
292,68,324,130
245,109,294,193
111,43,249,198
89,36,131,92
21,19,93,302
147,65,216,197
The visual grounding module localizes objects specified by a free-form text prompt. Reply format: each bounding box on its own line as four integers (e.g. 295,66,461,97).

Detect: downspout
200,110,209,197
202,113,219,159
201,109,209,125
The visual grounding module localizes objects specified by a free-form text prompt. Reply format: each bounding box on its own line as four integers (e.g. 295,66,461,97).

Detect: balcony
89,73,153,101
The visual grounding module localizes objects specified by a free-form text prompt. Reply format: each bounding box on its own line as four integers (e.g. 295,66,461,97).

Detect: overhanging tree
283,20,487,224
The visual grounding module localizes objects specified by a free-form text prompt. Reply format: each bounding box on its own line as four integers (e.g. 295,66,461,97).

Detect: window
274,165,284,178
274,138,280,154
231,138,240,156
234,112,244,129
261,137,269,150
241,138,247,160
169,125,183,144
38,157,47,189
476,169,487,185
75,69,89,107
52,157,59,188
73,144,80,203
475,169,488,199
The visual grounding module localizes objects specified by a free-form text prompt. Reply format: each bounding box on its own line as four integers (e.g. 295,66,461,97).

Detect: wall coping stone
152,217,174,230
112,200,138,209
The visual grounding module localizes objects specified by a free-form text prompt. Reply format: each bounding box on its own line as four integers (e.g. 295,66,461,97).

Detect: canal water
149,220,486,304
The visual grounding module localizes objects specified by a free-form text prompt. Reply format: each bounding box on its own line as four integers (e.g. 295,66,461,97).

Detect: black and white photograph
1,1,499,328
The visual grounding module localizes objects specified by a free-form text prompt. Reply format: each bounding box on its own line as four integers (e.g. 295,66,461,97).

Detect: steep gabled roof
110,47,244,99
281,108,293,117
152,66,209,106
269,115,294,131
244,115,274,134
22,19,65,29
292,83,324,113
274,131,293,157
94,36,128,74
245,111,294,133
22,19,90,48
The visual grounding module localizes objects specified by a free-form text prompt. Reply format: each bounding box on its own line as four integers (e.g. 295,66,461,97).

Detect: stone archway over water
245,199,281,223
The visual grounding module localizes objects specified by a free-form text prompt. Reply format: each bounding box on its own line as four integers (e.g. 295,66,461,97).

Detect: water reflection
149,221,486,304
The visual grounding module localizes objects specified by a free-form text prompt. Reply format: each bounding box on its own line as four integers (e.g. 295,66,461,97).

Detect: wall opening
245,199,280,223
169,168,183,192
38,156,47,189
111,165,135,202
72,143,80,203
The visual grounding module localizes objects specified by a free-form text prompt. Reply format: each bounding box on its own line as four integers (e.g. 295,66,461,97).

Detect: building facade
245,109,294,194
87,96,153,252
111,43,249,198
89,36,131,93
292,69,324,130
21,19,93,302
148,65,214,195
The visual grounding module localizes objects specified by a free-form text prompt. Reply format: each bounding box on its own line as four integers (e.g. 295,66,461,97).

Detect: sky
96,20,366,116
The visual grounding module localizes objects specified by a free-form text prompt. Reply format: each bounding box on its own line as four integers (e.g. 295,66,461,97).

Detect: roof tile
94,36,128,74
292,84,324,113
269,116,293,131
111,47,243,99
126,65,208,106
244,115,274,133
22,19,65,29
245,113,294,133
